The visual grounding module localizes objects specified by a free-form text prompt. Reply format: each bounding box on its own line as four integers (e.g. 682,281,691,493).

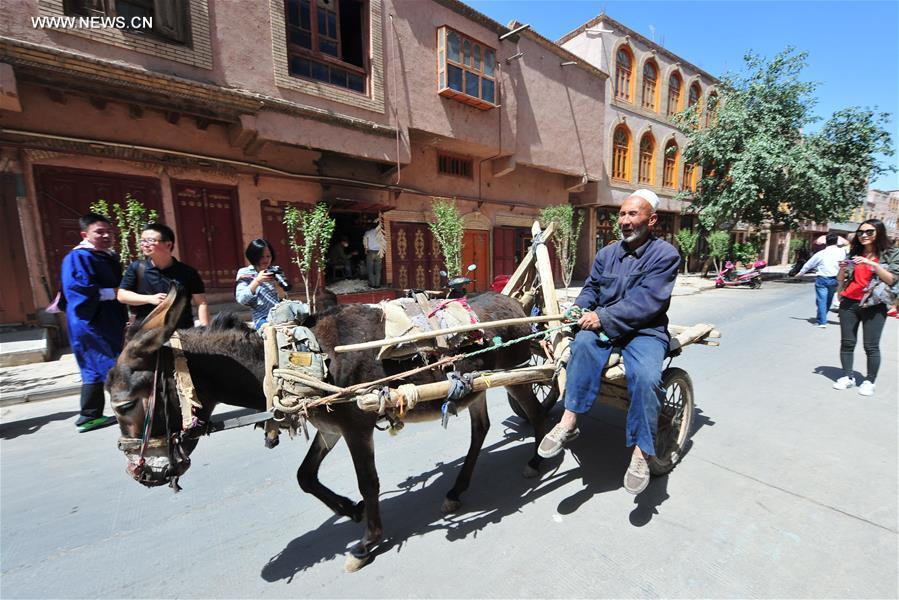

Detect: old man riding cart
262,220,719,476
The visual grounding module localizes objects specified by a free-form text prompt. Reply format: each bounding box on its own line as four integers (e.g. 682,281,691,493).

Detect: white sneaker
857,380,875,396
818,324,827,329
833,376,856,390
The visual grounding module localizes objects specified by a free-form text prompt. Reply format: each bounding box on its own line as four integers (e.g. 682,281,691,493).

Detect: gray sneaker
537,423,580,458
623,453,650,495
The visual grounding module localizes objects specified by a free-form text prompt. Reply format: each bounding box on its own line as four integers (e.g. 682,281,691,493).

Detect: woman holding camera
236,238,286,329
833,219,899,396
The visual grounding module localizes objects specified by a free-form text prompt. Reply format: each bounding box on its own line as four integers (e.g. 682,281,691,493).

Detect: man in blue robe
62,213,128,433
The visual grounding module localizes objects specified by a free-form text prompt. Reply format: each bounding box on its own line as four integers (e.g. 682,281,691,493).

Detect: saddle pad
378,296,481,360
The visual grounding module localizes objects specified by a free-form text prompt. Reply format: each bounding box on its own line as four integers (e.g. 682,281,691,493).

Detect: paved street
1,280,897,599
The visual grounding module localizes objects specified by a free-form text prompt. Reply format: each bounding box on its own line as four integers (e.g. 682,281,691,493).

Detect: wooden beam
500,221,555,296
334,313,568,353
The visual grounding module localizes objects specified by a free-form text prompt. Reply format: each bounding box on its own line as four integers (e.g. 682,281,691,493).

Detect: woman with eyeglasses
833,219,899,396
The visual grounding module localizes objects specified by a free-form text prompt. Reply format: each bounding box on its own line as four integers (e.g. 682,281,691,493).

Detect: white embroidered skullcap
630,188,660,211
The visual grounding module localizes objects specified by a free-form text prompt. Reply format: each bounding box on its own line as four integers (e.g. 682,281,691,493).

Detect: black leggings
838,298,888,382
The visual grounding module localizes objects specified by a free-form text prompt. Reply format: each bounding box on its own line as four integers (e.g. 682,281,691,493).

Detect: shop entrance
327,211,382,285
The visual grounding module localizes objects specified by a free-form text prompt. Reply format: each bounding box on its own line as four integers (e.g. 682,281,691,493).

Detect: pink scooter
715,259,766,289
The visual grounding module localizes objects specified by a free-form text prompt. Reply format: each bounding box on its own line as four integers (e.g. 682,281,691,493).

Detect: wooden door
33,166,162,289
390,222,440,290
462,230,489,292
493,226,528,277
172,182,242,289
0,175,35,324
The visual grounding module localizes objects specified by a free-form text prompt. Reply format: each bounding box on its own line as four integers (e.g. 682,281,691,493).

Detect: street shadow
814,366,862,384
262,415,633,580
630,474,670,527
0,410,79,439
788,316,839,326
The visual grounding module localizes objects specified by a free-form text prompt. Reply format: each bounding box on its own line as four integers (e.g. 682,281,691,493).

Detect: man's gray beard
622,224,648,244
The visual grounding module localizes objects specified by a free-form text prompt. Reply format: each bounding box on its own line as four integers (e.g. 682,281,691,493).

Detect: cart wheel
714,281,724,288
750,278,762,289
508,352,560,419
648,367,694,476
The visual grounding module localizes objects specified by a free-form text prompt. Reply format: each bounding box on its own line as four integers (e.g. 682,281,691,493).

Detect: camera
265,265,292,291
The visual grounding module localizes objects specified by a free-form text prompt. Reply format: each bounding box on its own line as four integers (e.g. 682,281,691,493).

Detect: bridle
117,333,200,492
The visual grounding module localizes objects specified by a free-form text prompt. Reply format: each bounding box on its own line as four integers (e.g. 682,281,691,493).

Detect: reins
135,352,160,474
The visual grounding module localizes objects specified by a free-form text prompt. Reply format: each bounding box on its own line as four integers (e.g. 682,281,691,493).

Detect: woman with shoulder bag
833,219,899,396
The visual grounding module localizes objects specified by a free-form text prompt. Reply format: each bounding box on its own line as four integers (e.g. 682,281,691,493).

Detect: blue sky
467,0,899,190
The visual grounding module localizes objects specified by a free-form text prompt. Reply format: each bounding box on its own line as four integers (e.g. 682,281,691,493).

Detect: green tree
89,194,158,266
429,199,464,279
706,230,731,275
673,47,894,230
539,204,584,295
674,227,700,275
732,240,760,268
284,202,335,311
788,237,805,262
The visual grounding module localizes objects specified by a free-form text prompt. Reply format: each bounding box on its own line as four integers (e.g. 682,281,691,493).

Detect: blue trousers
815,276,838,325
564,330,667,456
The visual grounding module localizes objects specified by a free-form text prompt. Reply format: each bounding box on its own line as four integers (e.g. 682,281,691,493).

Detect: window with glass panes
682,162,696,192
688,82,701,108
615,47,633,101
642,61,658,111
285,0,367,93
611,125,631,181
638,133,655,185
663,140,678,188
437,27,496,109
667,73,682,116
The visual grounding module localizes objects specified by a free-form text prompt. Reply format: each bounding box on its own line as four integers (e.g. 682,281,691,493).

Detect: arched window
663,140,678,189
688,82,702,109
611,125,631,180
705,91,719,127
615,47,633,101
667,72,682,116
638,133,655,185
641,60,658,111
682,162,696,192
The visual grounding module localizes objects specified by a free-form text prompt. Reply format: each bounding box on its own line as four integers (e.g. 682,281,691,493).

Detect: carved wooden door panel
172,182,242,289
33,166,161,289
390,222,440,290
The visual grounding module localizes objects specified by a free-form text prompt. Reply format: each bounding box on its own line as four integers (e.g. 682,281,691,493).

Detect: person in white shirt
362,222,384,288
794,233,847,328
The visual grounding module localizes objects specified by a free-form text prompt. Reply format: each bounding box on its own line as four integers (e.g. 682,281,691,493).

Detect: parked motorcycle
715,259,766,289
440,264,477,298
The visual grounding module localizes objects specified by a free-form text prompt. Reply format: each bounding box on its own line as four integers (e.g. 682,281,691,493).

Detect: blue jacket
62,247,128,384
574,236,681,342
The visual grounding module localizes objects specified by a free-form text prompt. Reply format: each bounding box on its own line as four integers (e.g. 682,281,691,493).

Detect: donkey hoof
441,498,462,514
344,553,371,572
522,464,540,479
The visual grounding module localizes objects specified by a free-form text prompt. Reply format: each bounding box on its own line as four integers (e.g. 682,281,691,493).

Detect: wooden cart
319,221,719,475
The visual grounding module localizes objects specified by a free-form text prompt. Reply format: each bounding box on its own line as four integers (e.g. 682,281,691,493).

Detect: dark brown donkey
107,288,548,571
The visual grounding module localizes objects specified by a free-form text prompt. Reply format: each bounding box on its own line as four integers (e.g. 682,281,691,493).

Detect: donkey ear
121,284,187,361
